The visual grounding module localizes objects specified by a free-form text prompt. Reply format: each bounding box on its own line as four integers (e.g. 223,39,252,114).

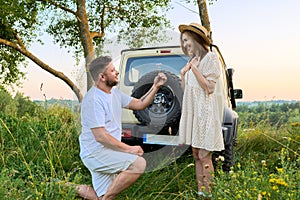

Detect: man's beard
105,80,118,87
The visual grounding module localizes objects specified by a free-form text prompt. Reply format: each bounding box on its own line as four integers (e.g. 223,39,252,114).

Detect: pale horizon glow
16,0,300,102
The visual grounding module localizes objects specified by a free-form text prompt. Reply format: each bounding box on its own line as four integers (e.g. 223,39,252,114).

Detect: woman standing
178,23,224,197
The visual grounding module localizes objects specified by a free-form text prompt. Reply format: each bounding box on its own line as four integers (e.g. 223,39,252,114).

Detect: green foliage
0,96,299,199
0,88,42,117
0,87,13,111
116,154,198,199
212,147,300,200
0,93,85,198
14,92,41,117
0,167,78,199
117,102,300,199
236,125,299,172
0,0,40,43
0,0,40,86
236,102,300,128
43,0,172,58
117,138,300,199
0,47,26,86
0,0,172,88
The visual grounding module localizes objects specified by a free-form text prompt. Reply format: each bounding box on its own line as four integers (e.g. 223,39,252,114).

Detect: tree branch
197,0,212,42
90,31,104,40
37,0,77,16
0,38,83,102
100,4,106,33
14,32,26,49
2,23,26,49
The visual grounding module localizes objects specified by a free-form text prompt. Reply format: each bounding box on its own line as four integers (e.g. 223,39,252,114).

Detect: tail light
160,50,171,53
122,128,132,138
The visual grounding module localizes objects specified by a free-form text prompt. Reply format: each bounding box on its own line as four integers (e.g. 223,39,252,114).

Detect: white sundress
179,52,224,151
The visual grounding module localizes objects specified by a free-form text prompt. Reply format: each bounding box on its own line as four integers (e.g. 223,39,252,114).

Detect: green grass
117,123,300,200
0,103,299,199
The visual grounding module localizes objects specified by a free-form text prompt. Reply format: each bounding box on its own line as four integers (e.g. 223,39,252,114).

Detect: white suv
117,45,242,171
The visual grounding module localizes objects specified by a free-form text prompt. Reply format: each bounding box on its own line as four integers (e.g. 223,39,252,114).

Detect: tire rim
148,86,174,115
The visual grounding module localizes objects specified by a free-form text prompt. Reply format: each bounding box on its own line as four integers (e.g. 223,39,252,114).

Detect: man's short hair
89,56,112,82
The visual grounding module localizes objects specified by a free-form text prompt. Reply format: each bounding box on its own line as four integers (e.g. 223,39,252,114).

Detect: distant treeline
1,87,299,129
236,101,300,128
0,87,40,118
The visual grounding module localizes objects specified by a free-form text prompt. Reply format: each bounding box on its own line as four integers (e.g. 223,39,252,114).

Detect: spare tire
132,70,183,127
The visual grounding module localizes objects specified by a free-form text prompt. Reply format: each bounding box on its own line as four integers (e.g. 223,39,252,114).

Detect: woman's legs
192,148,204,192
198,149,213,193
192,147,214,194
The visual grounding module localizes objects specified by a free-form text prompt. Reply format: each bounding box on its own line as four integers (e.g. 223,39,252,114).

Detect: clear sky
16,0,300,102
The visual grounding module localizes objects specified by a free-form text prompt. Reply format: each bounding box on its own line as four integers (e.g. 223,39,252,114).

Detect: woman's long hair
180,31,210,56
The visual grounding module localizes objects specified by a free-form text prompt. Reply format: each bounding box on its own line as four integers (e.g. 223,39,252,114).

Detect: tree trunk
76,0,96,92
197,0,213,43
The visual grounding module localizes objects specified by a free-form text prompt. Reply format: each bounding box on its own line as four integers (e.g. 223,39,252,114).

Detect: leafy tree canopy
0,0,40,86
44,0,171,57
0,0,172,101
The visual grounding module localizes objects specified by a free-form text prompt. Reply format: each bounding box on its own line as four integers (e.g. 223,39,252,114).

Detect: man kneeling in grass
76,56,167,200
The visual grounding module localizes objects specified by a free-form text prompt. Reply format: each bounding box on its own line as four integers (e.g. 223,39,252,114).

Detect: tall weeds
0,104,84,199
0,98,299,199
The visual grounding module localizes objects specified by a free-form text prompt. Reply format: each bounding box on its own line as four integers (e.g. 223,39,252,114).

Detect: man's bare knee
127,157,146,174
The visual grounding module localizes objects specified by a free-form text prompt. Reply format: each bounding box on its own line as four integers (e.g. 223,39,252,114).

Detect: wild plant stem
0,118,38,193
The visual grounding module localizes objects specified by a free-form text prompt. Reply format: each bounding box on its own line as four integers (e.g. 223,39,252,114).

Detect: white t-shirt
79,86,132,158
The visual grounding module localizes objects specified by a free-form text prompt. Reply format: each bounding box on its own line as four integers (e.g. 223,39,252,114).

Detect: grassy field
117,123,300,200
0,99,299,199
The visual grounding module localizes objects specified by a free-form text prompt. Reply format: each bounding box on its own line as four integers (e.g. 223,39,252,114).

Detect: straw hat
178,23,211,45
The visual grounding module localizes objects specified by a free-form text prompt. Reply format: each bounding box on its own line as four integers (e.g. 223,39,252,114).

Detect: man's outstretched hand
154,72,167,88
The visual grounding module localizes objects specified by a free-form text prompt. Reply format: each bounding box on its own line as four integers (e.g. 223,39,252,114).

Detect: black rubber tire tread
222,143,234,172
131,70,183,127
213,142,234,172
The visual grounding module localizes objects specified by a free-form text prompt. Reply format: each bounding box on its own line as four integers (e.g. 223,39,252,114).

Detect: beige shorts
81,147,138,197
